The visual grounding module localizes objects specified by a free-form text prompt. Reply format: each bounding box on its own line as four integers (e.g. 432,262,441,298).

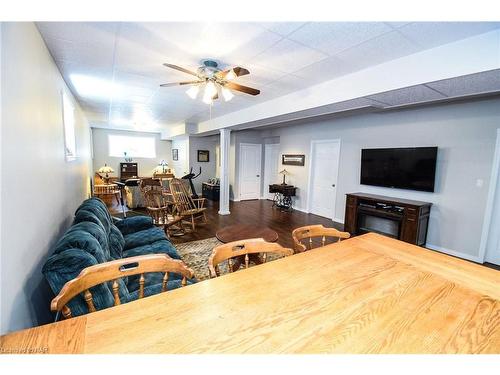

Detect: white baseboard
425,243,482,263
230,198,240,202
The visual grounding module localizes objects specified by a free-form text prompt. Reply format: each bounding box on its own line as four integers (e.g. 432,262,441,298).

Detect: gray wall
1,23,92,334
263,98,500,260
92,128,172,179
171,135,189,178
189,135,218,193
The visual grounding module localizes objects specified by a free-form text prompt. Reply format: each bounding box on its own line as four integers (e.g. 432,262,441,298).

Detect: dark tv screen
360,147,438,192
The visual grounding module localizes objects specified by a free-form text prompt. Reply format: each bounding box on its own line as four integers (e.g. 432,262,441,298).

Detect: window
108,135,156,158
62,92,76,161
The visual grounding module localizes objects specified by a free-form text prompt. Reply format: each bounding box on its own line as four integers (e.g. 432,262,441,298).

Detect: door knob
332,184,336,187
257,175,260,177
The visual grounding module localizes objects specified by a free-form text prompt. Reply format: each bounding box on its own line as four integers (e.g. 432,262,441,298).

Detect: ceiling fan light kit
160,60,260,105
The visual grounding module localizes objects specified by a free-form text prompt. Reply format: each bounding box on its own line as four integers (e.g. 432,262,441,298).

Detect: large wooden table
1,233,499,354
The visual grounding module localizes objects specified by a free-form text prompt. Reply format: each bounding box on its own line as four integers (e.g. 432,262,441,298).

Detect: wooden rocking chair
168,178,207,231
143,189,184,237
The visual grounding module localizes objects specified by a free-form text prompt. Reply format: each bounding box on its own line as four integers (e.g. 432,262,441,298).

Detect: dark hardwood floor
109,198,343,249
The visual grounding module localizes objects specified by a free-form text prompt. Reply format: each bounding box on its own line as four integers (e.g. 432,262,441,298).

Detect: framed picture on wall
198,150,209,162
172,149,178,161
282,154,305,166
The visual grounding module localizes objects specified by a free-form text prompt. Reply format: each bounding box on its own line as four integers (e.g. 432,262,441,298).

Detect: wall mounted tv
360,147,438,192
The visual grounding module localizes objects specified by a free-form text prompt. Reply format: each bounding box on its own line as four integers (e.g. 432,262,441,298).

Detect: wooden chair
292,224,351,253
143,189,184,237
208,238,293,278
93,173,121,205
169,178,207,231
51,254,194,319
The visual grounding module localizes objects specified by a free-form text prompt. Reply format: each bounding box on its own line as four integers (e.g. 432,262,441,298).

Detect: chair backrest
208,238,294,278
139,178,162,191
51,254,194,319
143,189,169,225
292,225,351,252
94,172,105,185
169,178,196,213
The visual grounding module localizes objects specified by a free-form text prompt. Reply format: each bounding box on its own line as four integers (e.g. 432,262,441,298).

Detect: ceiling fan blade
163,63,199,78
224,82,260,96
159,81,204,87
216,66,250,79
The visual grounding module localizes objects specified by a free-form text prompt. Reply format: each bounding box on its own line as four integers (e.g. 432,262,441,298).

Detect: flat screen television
360,147,438,192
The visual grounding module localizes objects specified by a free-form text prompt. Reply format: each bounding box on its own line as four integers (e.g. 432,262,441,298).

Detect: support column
218,128,231,215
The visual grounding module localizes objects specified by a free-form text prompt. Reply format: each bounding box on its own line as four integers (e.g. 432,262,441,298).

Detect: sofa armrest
115,216,153,235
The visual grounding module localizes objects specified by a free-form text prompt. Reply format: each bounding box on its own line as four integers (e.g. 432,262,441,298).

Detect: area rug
175,237,281,281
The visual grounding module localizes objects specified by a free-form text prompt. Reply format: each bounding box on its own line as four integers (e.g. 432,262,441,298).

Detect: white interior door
239,143,262,200
308,139,341,220
263,144,280,200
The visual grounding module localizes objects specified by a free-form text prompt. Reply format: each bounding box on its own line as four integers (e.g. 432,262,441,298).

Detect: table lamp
153,160,169,176
279,169,290,185
98,164,114,184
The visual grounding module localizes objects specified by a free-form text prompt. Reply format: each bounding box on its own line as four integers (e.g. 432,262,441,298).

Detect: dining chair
51,254,194,319
208,238,293,278
169,178,207,231
292,224,351,253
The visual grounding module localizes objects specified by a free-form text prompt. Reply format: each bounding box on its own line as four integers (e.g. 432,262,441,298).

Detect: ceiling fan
159,60,260,104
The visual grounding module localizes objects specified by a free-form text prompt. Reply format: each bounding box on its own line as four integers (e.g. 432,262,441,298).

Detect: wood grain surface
1,233,499,354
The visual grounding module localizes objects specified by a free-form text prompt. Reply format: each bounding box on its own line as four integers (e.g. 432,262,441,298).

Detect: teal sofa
42,197,194,317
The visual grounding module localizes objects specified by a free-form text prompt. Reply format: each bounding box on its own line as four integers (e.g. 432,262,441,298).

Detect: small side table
269,184,297,211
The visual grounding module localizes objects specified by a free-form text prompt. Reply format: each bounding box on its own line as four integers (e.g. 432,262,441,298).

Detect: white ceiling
36,22,500,132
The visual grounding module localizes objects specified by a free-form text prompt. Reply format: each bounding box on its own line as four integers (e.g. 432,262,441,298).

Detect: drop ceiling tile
335,31,421,70
253,38,327,74
366,85,446,106
259,22,306,36
287,22,393,56
293,55,362,84
385,22,412,29
43,37,115,67
37,22,119,47
426,69,500,97
398,22,500,50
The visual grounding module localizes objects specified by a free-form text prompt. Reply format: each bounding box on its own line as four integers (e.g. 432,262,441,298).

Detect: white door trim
479,128,500,263
306,139,342,220
238,142,262,200
263,143,280,200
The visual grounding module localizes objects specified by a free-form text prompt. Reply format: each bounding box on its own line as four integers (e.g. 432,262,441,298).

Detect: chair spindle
227,258,233,273
181,276,187,287
139,273,145,298
84,289,96,312
62,305,72,319
112,279,121,306
244,253,249,269
322,236,326,247
162,272,169,292
263,253,267,263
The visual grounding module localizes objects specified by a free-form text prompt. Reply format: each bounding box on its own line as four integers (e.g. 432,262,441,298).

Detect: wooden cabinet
344,193,432,246
120,163,138,181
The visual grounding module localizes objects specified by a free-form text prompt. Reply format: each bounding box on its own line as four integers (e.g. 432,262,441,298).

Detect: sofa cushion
79,202,112,234
114,215,153,236
67,222,109,256
108,225,125,260
123,239,181,260
123,227,167,250
52,229,108,263
42,249,115,317
73,209,107,233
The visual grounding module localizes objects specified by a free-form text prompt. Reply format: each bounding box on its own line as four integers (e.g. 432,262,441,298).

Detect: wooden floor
109,199,343,248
